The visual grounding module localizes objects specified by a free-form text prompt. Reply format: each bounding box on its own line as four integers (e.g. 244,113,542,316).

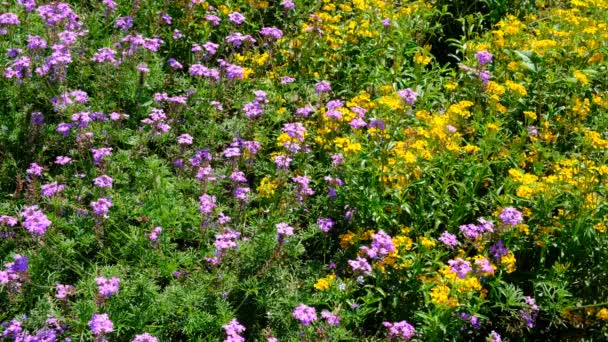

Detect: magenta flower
438,231,459,248
448,258,472,279
383,320,415,340
198,194,217,214
20,206,52,235
95,276,120,297
499,207,523,226
315,80,331,94
177,134,193,145
293,304,317,326
88,313,113,336
148,226,162,243
93,175,113,188
133,333,158,342
317,218,335,232
228,12,246,25
348,256,372,276
55,284,75,300
26,163,43,177
91,197,113,217
276,222,294,243
321,311,340,326
397,88,418,105
475,50,493,66
41,182,66,197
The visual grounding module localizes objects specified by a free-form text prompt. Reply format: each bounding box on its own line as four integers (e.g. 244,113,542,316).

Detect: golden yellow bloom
419,237,436,249
597,308,608,320
314,274,336,291
257,176,278,198
501,252,517,273
413,51,431,66
574,70,589,85
339,231,356,249
524,111,537,121
505,80,528,96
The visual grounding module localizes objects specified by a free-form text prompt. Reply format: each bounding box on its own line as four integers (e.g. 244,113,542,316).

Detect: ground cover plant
1,0,608,340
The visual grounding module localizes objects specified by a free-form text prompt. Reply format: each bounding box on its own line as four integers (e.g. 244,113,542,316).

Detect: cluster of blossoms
460,50,493,85
360,230,396,259
119,34,164,56
132,333,158,342
1,317,66,341
148,226,162,243
259,27,283,40
91,147,113,165
317,218,335,233
521,296,539,328
141,108,171,135
56,284,75,300
498,207,523,226
383,320,416,340
292,175,314,202
459,312,481,329
276,222,294,244
93,175,113,188
96,276,120,298
91,197,113,218
198,194,217,215
448,258,473,279
222,319,245,342
41,182,65,197
397,88,418,106
206,229,241,265
225,32,256,47
438,230,459,248
88,313,113,338
242,90,268,119
189,63,220,81
459,218,494,240
0,255,29,293
292,304,317,326
20,206,52,236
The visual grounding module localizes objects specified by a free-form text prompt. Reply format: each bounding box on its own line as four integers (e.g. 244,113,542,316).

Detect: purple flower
331,154,344,165
348,256,372,276
489,240,508,260
91,147,113,165
133,333,158,342
478,70,491,84
177,133,193,145
137,63,150,73
293,304,317,326
223,319,245,342
20,205,52,235
321,311,340,326
168,58,183,69
56,284,75,299
0,13,20,26
96,276,120,297
30,111,44,125
383,320,415,340
234,187,250,201
230,170,247,183
281,76,295,84
228,12,246,25
148,226,162,243
276,222,294,243
102,0,117,11
41,182,66,197
296,105,315,117
317,218,335,232
499,207,523,226
527,125,539,136
475,257,495,275
27,35,47,50
438,231,459,248
281,0,296,10
521,296,539,328
213,229,241,252
260,27,283,40
204,14,221,26
292,175,315,201
448,258,472,279
397,88,418,105
475,50,493,66
55,156,72,165
115,16,134,31
91,197,113,217
203,41,219,55
360,230,395,259
26,163,43,177
315,81,331,94
198,194,217,214
382,18,391,27
225,33,256,48
274,155,292,170
0,215,18,226
161,13,172,25
92,48,118,65
93,175,113,188
488,331,502,342
88,313,113,336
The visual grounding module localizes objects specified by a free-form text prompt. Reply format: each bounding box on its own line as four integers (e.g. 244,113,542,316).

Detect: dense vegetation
1,0,607,341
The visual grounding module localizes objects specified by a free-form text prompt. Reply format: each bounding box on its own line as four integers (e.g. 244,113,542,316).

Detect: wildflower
93,175,113,188
273,154,292,170
276,222,294,243
115,16,133,31
314,274,335,290
168,58,183,69
92,48,118,65
41,182,66,197
91,197,113,217
96,276,120,298
148,226,162,243
228,12,246,25
198,194,217,214
296,106,315,117
487,331,502,342
88,313,113,336
292,175,315,201
490,241,509,260
475,257,495,275
448,258,472,279
331,154,344,165
204,14,221,26
281,76,295,84
234,187,250,201
348,256,372,276
597,308,608,320
26,163,43,177
133,333,158,342
397,88,418,105
293,304,317,326
0,215,18,226
317,218,335,232
438,231,459,248
137,63,150,73
383,320,415,340
475,50,493,65
56,284,75,299
315,81,331,94
281,0,296,10
20,206,52,235
321,311,340,326
223,319,245,342
260,27,283,40
521,296,539,328
361,230,395,259
91,147,113,165
499,207,523,226
177,134,193,145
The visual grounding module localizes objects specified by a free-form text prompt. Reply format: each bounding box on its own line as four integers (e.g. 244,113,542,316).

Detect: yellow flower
314,274,336,291
257,177,278,198
339,231,356,249
524,111,537,121
413,51,431,66
505,80,528,96
574,70,589,85
597,308,608,320
501,252,517,273
593,223,606,233
419,237,436,249
444,81,458,91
